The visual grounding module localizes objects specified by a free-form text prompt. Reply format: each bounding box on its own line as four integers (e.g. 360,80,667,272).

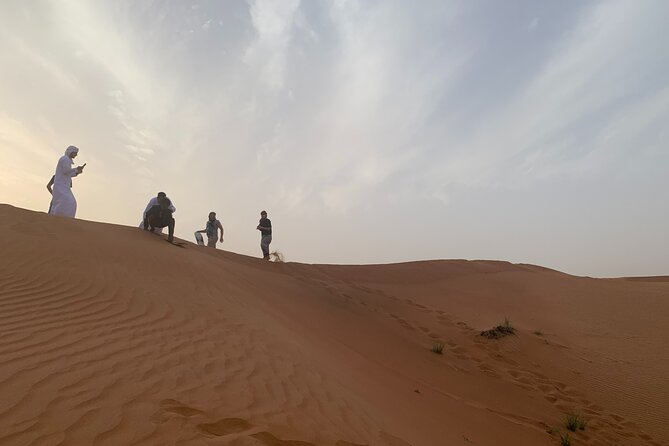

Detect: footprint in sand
378,431,412,446
160,399,203,416
477,363,502,378
198,419,339,446
389,315,415,331
251,431,316,445
197,417,256,437
151,399,204,422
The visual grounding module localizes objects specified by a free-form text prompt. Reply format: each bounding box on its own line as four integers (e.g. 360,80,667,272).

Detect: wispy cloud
244,0,301,89
412,0,669,197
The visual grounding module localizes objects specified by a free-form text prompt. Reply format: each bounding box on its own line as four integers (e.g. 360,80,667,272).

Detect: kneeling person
197,212,224,248
144,197,175,242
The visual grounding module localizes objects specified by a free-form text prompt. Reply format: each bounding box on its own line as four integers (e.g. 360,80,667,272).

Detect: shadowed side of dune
622,276,669,282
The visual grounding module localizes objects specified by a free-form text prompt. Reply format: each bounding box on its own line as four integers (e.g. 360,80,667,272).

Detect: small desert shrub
578,416,587,430
533,330,544,336
431,342,445,354
560,432,571,446
480,317,517,339
566,412,587,431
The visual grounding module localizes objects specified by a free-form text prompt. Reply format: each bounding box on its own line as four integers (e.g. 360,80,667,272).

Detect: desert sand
0,204,666,446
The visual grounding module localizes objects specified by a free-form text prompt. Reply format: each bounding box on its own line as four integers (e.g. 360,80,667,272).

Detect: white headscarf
64,145,79,157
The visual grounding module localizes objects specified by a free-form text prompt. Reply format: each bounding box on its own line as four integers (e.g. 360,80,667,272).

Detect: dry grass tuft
480,317,517,339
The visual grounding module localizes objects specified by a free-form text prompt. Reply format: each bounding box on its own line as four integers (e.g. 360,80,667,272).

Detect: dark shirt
206,219,221,237
145,205,174,228
259,217,272,236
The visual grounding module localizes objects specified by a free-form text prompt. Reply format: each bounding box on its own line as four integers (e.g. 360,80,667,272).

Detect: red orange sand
0,204,666,445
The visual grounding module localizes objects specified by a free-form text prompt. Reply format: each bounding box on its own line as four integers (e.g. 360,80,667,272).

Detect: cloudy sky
1,0,667,277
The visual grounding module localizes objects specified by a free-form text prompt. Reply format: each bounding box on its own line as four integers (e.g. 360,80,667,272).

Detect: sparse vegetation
480,317,517,339
560,432,571,446
566,412,587,431
503,317,512,328
431,342,445,354
533,330,544,336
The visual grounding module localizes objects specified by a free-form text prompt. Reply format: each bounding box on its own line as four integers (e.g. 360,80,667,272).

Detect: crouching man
144,197,175,242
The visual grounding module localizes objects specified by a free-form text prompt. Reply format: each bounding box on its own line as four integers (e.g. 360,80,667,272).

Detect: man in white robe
138,192,176,233
49,146,85,218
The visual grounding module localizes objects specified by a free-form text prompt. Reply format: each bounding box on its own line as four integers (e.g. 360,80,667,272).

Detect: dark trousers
145,215,175,239
261,234,272,259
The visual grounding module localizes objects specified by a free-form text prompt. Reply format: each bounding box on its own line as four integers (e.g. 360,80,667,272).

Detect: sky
0,0,667,277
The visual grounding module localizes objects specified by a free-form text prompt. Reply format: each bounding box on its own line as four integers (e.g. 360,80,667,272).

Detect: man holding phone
49,145,86,218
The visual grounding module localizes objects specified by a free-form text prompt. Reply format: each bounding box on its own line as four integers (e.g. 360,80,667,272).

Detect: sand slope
0,204,666,446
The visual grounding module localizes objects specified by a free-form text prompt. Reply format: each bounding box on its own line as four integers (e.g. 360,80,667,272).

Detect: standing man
144,197,175,242
50,145,85,217
256,210,272,260
196,212,224,248
139,192,176,233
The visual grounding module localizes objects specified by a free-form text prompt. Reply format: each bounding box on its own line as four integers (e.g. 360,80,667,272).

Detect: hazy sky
1,0,667,277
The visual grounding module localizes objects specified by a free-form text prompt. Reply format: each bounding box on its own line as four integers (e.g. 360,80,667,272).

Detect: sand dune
0,204,666,446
